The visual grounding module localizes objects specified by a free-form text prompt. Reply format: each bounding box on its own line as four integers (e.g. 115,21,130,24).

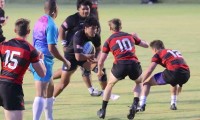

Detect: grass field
0,3,200,120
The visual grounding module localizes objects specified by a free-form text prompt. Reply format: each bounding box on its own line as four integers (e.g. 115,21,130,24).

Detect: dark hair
76,0,92,10
150,40,165,49
108,18,122,32
15,18,30,36
84,16,98,28
45,0,57,17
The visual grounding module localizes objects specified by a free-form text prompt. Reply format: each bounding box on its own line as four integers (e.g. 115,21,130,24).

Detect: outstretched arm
97,52,108,77
143,62,157,82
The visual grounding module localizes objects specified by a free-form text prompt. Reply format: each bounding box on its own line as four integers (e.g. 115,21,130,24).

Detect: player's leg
53,57,77,98
97,71,119,119
31,56,54,120
4,110,23,120
53,70,75,98
139,72,166,112
32,81,48,120
44,79,55,120
80,67,102,96
170,85,178,110
82,62,119,100
53,68,62,80
0,82,25,120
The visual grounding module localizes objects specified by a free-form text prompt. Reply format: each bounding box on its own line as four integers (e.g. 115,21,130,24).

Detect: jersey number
5,50,21,69
116,38,132,51
167,50,182,58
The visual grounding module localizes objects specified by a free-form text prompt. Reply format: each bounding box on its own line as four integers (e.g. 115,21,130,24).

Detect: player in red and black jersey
138,40,190,112
97,18,149,119
0,18,46,120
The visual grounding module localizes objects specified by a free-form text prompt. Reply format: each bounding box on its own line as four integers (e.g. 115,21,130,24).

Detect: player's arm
97,52,108,77
138,40,149,48
132,33,149,48
32,61,46,77
31,52,46,77
48,44,71,69
95,46,101,60
143,62,157,82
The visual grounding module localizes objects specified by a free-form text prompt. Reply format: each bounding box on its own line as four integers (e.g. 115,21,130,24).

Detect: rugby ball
83,41,95,54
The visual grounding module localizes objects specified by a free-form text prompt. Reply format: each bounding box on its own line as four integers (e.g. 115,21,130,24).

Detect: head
77,0,91,18
84,17,98,38
44,0,58,19
15,18,30,37
108,18,122,32
150,40,165,54
0,0,5,8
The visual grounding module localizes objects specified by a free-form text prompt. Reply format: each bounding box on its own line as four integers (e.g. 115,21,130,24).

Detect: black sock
133,97,139,105
102,100,108,110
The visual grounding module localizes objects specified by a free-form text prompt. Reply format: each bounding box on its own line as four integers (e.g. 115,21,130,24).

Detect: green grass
1,3,200,120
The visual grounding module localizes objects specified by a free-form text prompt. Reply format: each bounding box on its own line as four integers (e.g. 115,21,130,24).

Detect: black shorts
0,81,25,110
163,69,190,86
111,62,142,80
63,53,86,71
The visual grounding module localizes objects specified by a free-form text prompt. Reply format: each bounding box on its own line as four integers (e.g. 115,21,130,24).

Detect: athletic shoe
97,109,106,119
127,104,136,120
90,88,103,96
110,94,120,101
170,103,177,110
136,104,146,112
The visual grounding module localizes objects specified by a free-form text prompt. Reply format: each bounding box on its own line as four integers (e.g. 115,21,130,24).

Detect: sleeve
132,33,141,45
151,53,161,64
93,34,101,48
46,22,58,45
73,33,83,53
30,46,40,63
102,40,110,54
61,16,74,31
0,9,5,24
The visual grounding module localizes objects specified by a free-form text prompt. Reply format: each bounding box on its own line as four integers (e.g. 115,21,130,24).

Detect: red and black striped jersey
152,49,189,71
0,38,40,84
102,32,141,64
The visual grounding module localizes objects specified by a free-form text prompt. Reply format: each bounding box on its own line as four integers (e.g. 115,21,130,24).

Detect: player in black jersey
53,0,107,97
0,0,8,42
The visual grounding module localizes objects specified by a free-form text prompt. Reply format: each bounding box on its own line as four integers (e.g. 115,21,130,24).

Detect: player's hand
85,54,95,59
63,59,71,70
97,70,104,78
87,58,97,63
38,51,44,60
63,46,67,52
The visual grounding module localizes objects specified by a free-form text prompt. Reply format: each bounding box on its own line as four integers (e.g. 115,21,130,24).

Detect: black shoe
97,109,106,119
170,104,177,110
127,105,136,120
136,104,146,112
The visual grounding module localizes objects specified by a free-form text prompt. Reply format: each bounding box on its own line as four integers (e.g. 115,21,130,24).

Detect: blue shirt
33,14,58,57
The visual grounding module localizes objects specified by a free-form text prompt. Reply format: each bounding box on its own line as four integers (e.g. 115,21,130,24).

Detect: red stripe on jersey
103,32,139,64
152,49,189,71
0,38,39,84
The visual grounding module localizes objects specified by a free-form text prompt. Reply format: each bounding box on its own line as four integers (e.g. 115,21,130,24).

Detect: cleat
110,94,120,101
127,105,136,120
136,104,146,112
90,88,103,97
97,109,106,119
170,103,177,110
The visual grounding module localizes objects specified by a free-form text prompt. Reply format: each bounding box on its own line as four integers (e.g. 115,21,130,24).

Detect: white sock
88,87,94,94
171,95,177,105
139,96,147,106
44,97,54,120
33,97,45,120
